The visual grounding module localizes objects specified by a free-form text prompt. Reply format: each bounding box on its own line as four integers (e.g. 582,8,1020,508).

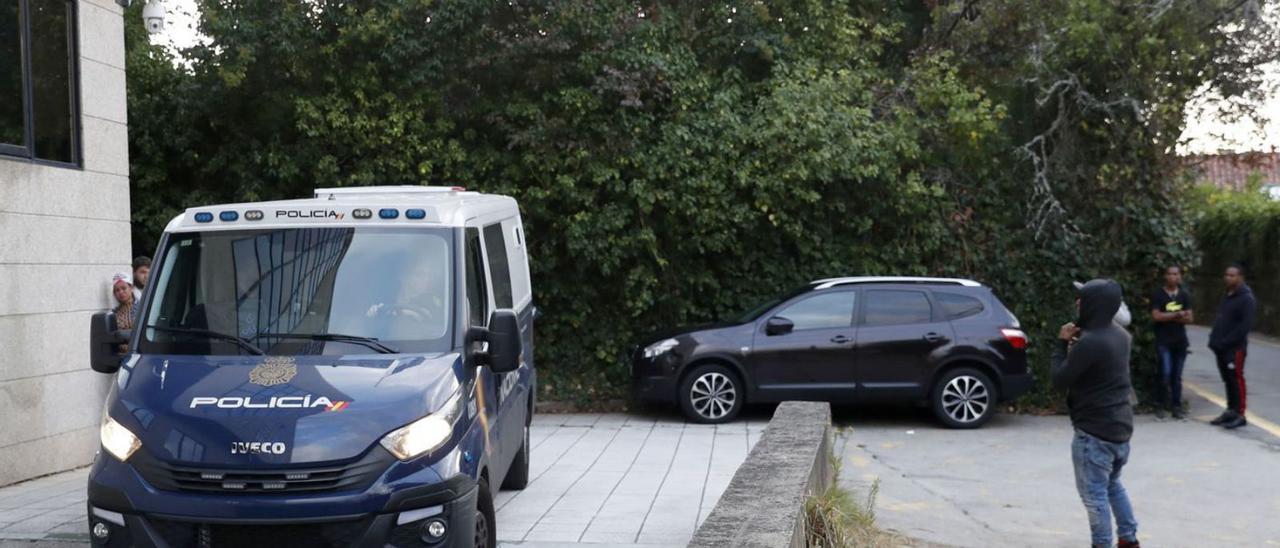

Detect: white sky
150,0,1279,155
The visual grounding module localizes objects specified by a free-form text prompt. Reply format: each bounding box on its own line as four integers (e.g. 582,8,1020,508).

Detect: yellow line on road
1184,380,1280,440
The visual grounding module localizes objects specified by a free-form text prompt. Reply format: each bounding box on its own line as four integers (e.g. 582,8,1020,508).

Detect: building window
1,0,79,165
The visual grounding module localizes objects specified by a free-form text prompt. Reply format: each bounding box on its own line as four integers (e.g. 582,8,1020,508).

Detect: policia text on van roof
86,187,536,548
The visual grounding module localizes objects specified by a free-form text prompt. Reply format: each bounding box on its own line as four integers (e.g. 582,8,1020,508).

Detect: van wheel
475,478,497,548
931,368,996,429
679,364,743,424
501,423,530,490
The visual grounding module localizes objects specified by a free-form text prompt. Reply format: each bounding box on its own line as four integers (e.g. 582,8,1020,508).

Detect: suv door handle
830,335,851,344
923,332,945,343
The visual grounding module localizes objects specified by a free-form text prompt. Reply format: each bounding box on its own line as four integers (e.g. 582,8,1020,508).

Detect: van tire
475,477,497,548
678,364,743,424
501,423,530,490
931,367,997,429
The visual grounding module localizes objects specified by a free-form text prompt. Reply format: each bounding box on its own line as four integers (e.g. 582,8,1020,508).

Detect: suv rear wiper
257,332,400,354
146,325,265,355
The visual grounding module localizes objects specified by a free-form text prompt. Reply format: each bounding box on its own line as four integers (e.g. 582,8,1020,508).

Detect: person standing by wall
1208,263,1256,430
1052,279,1140,548
1149,265,1193,419
132,256,152,302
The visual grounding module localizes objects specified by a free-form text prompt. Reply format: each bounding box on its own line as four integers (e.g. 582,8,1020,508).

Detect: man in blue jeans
1149,265,1193,419
1052,279,1140,548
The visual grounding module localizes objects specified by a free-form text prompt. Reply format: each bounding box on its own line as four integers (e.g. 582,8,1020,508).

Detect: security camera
142,1,165,34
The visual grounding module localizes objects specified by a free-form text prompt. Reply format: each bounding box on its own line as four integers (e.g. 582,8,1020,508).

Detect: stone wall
0,0,130,486
688,402,833,548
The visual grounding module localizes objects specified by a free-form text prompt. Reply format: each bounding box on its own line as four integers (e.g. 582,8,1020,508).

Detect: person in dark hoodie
1052,279,1139,548
1207,263,1256,429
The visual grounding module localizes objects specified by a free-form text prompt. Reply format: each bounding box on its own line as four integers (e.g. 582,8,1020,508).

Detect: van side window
466,228,488,327
482,223,514,309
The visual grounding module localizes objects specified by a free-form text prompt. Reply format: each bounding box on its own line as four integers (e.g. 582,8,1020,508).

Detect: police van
86,186,536,548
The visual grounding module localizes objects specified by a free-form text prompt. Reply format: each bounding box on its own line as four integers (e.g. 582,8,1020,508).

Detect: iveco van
86,186,536,548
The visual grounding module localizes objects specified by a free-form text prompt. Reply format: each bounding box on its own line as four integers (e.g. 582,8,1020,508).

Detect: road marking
1184,380,1280,440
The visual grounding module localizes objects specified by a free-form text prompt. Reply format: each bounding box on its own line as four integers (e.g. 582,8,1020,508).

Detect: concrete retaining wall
688,401,833,548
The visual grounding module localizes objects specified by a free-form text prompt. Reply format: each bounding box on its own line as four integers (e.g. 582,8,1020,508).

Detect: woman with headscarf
111,272,138,329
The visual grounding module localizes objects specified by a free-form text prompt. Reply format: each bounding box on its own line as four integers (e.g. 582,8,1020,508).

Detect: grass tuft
806,461,914,547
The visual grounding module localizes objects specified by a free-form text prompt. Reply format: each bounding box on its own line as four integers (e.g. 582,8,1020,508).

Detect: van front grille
149,517,374,548
132,447,393,494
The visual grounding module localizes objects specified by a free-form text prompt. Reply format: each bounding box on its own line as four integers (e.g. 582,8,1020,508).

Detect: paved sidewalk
497,413,767,547
0,468,89,543
0,412,766,547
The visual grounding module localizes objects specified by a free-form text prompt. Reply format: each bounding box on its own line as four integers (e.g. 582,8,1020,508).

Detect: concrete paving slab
0,411,764,547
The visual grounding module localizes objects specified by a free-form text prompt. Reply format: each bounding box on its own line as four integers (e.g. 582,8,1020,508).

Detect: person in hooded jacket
1207,263,1256,430
1052,279,1140,548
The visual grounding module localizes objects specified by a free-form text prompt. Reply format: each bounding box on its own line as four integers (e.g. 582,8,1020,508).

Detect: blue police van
86,187,537,548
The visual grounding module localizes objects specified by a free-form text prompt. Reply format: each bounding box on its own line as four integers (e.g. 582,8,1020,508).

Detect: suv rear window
935,292,985,320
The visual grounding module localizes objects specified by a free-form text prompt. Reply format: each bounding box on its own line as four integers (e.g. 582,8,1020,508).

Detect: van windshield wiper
257,332,400,354
145,325,265,355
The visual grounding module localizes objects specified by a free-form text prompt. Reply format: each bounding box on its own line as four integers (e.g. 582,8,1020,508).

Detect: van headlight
100,416,142,462
380,391,463,461
642,338,679,359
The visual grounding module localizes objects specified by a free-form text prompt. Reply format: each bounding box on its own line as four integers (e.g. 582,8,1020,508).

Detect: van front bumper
87,450,480,548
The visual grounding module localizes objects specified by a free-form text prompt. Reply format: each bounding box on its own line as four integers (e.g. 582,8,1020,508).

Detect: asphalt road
1182,325,1280,442
836,326,1280,548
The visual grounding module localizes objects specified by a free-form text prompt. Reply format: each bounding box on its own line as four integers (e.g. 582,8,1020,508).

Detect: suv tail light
1001,328,1028,350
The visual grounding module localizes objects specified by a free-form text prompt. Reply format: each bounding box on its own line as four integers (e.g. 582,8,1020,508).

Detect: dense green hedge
123,1,1276,407
1192,186,1280,338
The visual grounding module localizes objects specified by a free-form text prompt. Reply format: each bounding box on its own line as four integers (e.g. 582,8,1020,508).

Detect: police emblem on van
231,441,287,455
249,357,297,386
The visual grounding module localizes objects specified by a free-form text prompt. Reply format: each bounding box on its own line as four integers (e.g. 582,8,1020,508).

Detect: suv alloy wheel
931,368,997,428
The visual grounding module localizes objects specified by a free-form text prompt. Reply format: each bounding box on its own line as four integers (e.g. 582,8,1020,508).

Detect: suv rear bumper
1001,372,1035,401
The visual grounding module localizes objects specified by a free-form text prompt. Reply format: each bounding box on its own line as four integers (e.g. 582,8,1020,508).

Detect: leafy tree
125,0,1278,406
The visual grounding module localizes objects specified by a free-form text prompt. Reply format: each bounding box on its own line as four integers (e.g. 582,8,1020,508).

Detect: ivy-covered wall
1192,186,1280,338
123,1,1278,406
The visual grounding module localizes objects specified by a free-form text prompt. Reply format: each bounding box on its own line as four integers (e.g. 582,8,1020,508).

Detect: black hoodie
1208,283,1256,353
1050,279,1134,443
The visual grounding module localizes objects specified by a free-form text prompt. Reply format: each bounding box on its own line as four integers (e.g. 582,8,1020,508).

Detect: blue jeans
1156,344,1187,409
1072,430,1138,546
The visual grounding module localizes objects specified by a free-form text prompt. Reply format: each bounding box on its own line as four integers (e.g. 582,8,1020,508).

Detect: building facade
1183,150,1280,190
1,0,129,486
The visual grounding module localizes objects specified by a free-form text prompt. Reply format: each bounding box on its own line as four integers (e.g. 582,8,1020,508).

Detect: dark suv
631,277,1032,427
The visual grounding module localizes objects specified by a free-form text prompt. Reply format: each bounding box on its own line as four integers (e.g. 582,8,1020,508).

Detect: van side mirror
89,312,129,374
466,309,523,373
765,316,794,336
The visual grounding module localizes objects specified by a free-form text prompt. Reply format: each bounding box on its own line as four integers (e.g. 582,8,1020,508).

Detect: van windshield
138,227,455,356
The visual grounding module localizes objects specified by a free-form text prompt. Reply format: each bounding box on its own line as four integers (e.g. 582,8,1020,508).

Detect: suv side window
774,291,856,331
863,290,932,326
482,223,514,309
934,292,984,320
465,228,488,327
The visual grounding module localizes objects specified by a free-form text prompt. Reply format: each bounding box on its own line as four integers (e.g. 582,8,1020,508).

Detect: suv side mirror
89,312,129,374
765,316,794,336
466,309,523,373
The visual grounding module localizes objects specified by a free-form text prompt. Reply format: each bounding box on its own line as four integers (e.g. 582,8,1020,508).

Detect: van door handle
830,335,851,344
923,332,945,343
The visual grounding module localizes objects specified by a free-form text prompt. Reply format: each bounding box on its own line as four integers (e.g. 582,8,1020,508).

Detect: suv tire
679,364,743,424
931,367,997,429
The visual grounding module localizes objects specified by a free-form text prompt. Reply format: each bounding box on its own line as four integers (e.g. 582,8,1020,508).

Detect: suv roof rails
811,276,983,290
